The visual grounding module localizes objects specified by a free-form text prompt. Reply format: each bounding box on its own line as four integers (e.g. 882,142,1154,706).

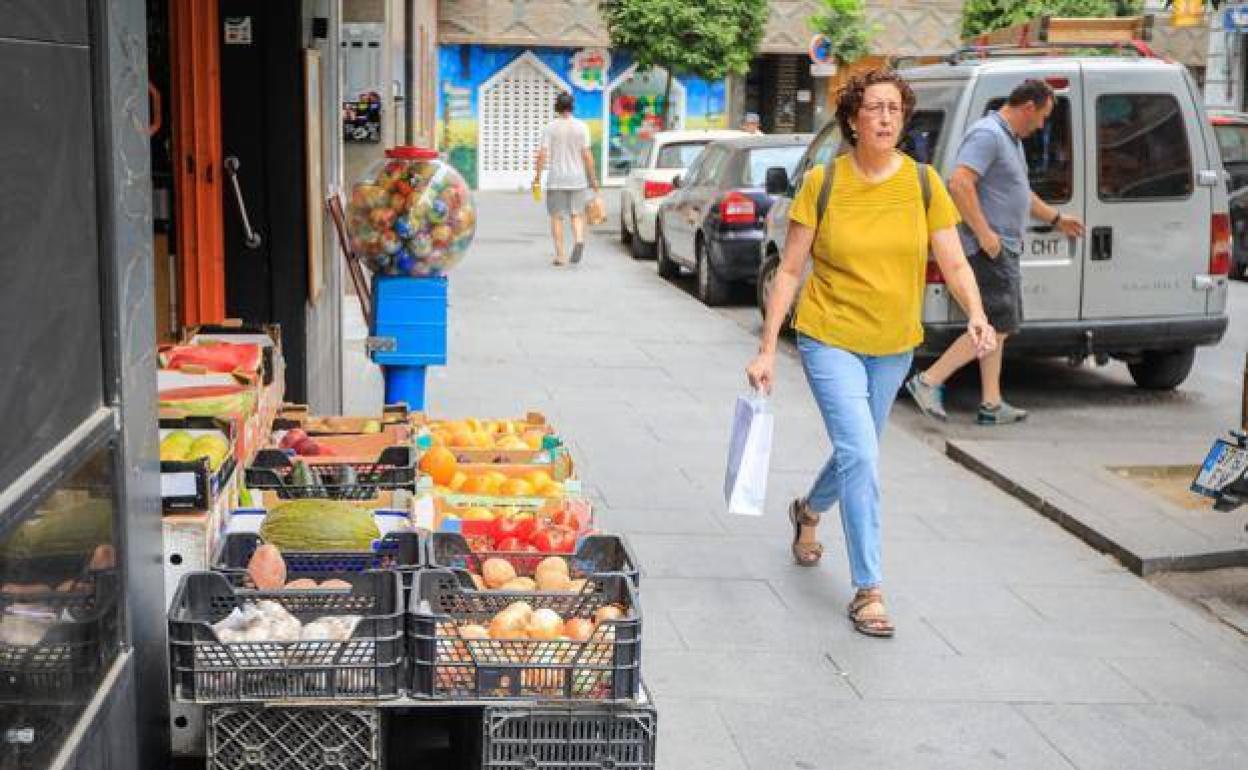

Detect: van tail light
1211,212,1232,276
720,192,757,225
925,259,945,284
643,180,673,199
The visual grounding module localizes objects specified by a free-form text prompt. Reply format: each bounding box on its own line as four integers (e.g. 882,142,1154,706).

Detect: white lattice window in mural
478,53,569,189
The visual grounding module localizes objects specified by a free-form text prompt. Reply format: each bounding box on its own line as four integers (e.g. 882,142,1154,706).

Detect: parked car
1208,109,1248,278
760,50,1230,389
654,134,811,305
618,129,747,259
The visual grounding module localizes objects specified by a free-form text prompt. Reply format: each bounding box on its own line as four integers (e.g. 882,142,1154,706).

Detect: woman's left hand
967,315,997,357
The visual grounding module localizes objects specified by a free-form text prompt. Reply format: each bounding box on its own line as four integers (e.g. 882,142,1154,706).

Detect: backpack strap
814,155,836,236
917,161,932,213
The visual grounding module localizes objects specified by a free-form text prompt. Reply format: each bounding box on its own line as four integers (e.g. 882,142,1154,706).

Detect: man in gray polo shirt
907,79,1084,425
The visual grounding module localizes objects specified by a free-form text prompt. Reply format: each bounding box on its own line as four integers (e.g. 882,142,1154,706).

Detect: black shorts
969,247,1023,335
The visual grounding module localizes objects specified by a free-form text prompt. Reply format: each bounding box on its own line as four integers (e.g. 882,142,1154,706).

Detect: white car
618,129,747,259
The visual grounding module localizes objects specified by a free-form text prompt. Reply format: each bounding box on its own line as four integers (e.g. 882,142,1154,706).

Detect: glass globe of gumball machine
347,147,476,408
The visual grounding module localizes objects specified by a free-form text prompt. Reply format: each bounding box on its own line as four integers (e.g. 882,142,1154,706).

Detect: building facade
434,0,966,188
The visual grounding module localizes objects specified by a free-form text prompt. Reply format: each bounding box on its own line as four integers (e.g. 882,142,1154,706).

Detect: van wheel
1127,348,1195,390
656,223,679,280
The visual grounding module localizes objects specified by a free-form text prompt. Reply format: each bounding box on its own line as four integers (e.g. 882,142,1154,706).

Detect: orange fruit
499,478,535,497
419,446,458,487
448,471,468,491
539,482,564,497
471,431,494,449
460,475,489,495
522,429,546,450
449,429,474,448
525,470,553,489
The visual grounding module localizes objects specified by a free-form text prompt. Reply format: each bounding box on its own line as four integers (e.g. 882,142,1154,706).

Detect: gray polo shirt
955,112,1030,258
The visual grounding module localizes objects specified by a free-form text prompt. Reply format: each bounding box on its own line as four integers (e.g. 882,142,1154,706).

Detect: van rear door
960,65,1086,321
1080,63,1211,318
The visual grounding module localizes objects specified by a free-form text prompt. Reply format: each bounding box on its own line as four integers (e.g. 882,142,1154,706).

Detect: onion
501,577,538,591
318,579,351,589
535,570,572,592
459,623,489,639
568,579,587,593
482,558,517,589
535,556,569,577
488,608,528,639
563,618,594,641
470,573,486,591
283,579,319,589
527,608,564,640
504,600,534,622
593,604,625,624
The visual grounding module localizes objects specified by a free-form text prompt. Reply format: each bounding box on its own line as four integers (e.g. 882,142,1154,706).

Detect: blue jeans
797,335,913,589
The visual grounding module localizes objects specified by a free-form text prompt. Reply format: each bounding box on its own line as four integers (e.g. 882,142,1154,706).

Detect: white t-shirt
540,116,591,190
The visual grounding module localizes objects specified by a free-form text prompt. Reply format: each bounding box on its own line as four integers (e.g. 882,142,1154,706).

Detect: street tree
600,0,769,129
962,0,1145,38
807,0,875,66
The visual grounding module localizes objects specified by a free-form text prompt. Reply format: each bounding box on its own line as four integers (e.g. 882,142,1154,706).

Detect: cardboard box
412,483,589,531
159,417,238,513
411,411,562,464
161,469,239,609
276,403,410,435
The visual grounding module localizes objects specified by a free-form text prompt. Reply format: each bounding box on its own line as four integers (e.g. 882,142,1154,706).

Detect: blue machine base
383,365,428,409
370,275,449,410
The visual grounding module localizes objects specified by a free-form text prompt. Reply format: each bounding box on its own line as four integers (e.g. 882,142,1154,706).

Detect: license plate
1191,439,1248,498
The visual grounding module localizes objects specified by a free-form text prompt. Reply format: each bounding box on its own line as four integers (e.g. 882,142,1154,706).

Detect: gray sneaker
977,400,1028,425
905,373,947,421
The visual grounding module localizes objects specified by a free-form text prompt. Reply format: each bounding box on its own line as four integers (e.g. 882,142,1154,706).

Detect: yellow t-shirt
791,153,960,356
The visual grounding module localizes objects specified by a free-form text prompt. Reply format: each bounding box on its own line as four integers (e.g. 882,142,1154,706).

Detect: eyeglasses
861,102,903,116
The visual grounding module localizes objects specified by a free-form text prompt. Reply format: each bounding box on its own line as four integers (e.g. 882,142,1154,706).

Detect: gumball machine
347,147,476,408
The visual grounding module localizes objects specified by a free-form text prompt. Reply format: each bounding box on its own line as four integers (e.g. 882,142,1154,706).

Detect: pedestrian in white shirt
533,92,600,266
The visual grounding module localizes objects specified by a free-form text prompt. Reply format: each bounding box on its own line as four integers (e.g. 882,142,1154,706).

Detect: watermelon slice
158,384,256,417
160,342,262,374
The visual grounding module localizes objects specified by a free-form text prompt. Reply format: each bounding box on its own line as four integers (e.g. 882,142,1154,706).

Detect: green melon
259,500,380,552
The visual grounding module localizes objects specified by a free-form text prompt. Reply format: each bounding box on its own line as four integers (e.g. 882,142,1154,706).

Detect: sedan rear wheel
696,238,730,306
629,206,655,260
656,223,680,280
620,203,633,246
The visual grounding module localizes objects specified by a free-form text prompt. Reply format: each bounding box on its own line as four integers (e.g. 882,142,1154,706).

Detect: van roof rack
945,39,1163,65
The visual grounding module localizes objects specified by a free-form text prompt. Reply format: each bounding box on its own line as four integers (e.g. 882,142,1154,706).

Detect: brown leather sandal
848,589,895,638
789,498,823,567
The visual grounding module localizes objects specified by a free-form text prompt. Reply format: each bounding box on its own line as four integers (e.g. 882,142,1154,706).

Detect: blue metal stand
369,276,448,410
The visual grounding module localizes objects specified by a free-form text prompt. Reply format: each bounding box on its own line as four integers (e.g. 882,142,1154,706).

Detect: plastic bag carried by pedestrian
724,391,774,516
585,194,607,226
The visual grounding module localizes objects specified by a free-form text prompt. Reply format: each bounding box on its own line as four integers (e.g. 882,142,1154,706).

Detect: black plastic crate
244,446,415,500
408,568,640,701
480,692,657,770
215,531,426,588
0,571,119,705
429,533,640,587
208,706,381,770
169,571,404,703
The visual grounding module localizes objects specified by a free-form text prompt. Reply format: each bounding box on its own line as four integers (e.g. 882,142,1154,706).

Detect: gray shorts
546,188,591,217
969,246,1023,335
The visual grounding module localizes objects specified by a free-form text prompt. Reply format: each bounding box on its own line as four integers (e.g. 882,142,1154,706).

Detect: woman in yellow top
746,69,996,638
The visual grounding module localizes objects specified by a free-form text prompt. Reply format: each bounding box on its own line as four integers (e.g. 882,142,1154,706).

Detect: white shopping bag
724,391,774,516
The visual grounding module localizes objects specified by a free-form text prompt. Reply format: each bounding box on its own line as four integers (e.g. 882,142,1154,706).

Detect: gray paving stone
653,699,749,770
927,616,1214,660
1105,655,1248,711
719,700,1077,770
639,578,788,615
1017,703,1248,770
595,504,727,536
829,650,1148,703
642,650,857,700
1010,584,1186,621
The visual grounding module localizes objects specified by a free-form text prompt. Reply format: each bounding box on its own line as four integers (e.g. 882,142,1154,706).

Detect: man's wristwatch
1050,212,1062,226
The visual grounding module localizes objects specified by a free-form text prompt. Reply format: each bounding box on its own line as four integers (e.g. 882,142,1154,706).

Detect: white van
760,50,1230,389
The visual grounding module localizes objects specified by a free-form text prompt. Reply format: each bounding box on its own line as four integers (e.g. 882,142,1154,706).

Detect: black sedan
654,134,811,305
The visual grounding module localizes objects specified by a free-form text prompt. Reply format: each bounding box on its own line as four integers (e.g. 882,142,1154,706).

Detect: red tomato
495,536,537,553
531,525,576,553
549,508,579,530
492,513,536,543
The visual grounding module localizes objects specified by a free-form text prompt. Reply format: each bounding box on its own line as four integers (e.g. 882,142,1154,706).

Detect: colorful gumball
394,216,413,240
430,224,452,246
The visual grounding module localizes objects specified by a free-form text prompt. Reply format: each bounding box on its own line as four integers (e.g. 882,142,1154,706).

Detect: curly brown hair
835,68,916,147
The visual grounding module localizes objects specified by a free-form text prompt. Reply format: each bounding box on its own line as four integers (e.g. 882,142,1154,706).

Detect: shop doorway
477,52,570,190
604,65,686,184
745,54,815,134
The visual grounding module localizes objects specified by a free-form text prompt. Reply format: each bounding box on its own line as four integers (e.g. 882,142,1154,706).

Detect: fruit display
158,384,257,418
160,341,262,375
0,497,113,561
455,598,629,642
419,448,567,497
277,428,336,457
423,418,549,453
473,556,587,592
160,431,231,471
347,146,476,277
441,505,582,553
258,500,382,552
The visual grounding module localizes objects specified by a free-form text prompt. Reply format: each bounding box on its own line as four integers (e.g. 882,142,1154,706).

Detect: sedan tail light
643,180,674,199
925,260,945,284
720,192,757,225
1211,212,1232,276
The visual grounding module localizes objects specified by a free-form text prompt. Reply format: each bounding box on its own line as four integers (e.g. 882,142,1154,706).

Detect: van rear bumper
919,315,1228,358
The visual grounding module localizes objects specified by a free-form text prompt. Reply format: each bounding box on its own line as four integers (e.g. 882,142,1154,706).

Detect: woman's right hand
746,351,776,394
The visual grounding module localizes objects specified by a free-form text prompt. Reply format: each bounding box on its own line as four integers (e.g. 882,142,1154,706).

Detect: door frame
476,50,572,190
603,64,687,186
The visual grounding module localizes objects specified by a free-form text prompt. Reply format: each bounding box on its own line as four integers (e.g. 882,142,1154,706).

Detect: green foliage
807,0,875,65
961,0,1145,38
600,0,769,81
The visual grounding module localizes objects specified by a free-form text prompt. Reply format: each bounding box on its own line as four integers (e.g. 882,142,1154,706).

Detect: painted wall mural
437,44,728,189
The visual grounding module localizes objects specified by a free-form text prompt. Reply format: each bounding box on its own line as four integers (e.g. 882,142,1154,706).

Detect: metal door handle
1090,226,1112,261
224,156,263,249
